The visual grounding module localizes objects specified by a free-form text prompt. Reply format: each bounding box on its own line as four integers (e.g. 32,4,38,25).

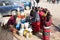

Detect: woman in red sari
39,8,52,29
30,7,40,34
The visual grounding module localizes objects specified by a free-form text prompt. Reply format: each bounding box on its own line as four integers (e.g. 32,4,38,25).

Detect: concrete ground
0,1,60,40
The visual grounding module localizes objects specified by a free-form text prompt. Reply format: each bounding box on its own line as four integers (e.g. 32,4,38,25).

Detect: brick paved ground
0,28,42,40
0,1,60,40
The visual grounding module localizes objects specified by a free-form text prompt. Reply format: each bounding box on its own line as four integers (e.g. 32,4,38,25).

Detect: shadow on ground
33,32,43,39
52,23,60,32
0,29,19,40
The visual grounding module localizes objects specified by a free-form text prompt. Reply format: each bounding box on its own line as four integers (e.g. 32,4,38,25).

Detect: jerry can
16,23,21,30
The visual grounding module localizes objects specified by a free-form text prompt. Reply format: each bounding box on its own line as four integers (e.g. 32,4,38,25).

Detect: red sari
30,10,40,33
32,21,40,33
45,17,52,26
39,11,45,29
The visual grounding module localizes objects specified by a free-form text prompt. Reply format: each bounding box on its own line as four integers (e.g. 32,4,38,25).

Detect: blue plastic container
16,23,21,30
21,19,26,24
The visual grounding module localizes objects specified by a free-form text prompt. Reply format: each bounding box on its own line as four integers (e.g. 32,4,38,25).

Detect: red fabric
32,21,40,33
39,11,44,16
18,15,25,19
45,17,52,26
7,16,16,25
43,36,50,40
39,11,52,29
39,11,45,29
44,29,50,32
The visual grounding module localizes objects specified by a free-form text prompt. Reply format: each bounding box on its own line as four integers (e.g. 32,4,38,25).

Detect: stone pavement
0,28,42,40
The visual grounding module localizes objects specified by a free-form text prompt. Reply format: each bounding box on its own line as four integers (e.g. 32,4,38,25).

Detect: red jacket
7,16,16,25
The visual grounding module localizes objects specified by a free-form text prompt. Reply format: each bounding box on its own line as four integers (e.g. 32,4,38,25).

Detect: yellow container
23,30,32,38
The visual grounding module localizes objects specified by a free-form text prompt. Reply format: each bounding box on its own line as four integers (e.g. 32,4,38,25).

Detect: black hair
32,7,35,10
38,7,40,9
35,7,38,12
46,11,51,22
